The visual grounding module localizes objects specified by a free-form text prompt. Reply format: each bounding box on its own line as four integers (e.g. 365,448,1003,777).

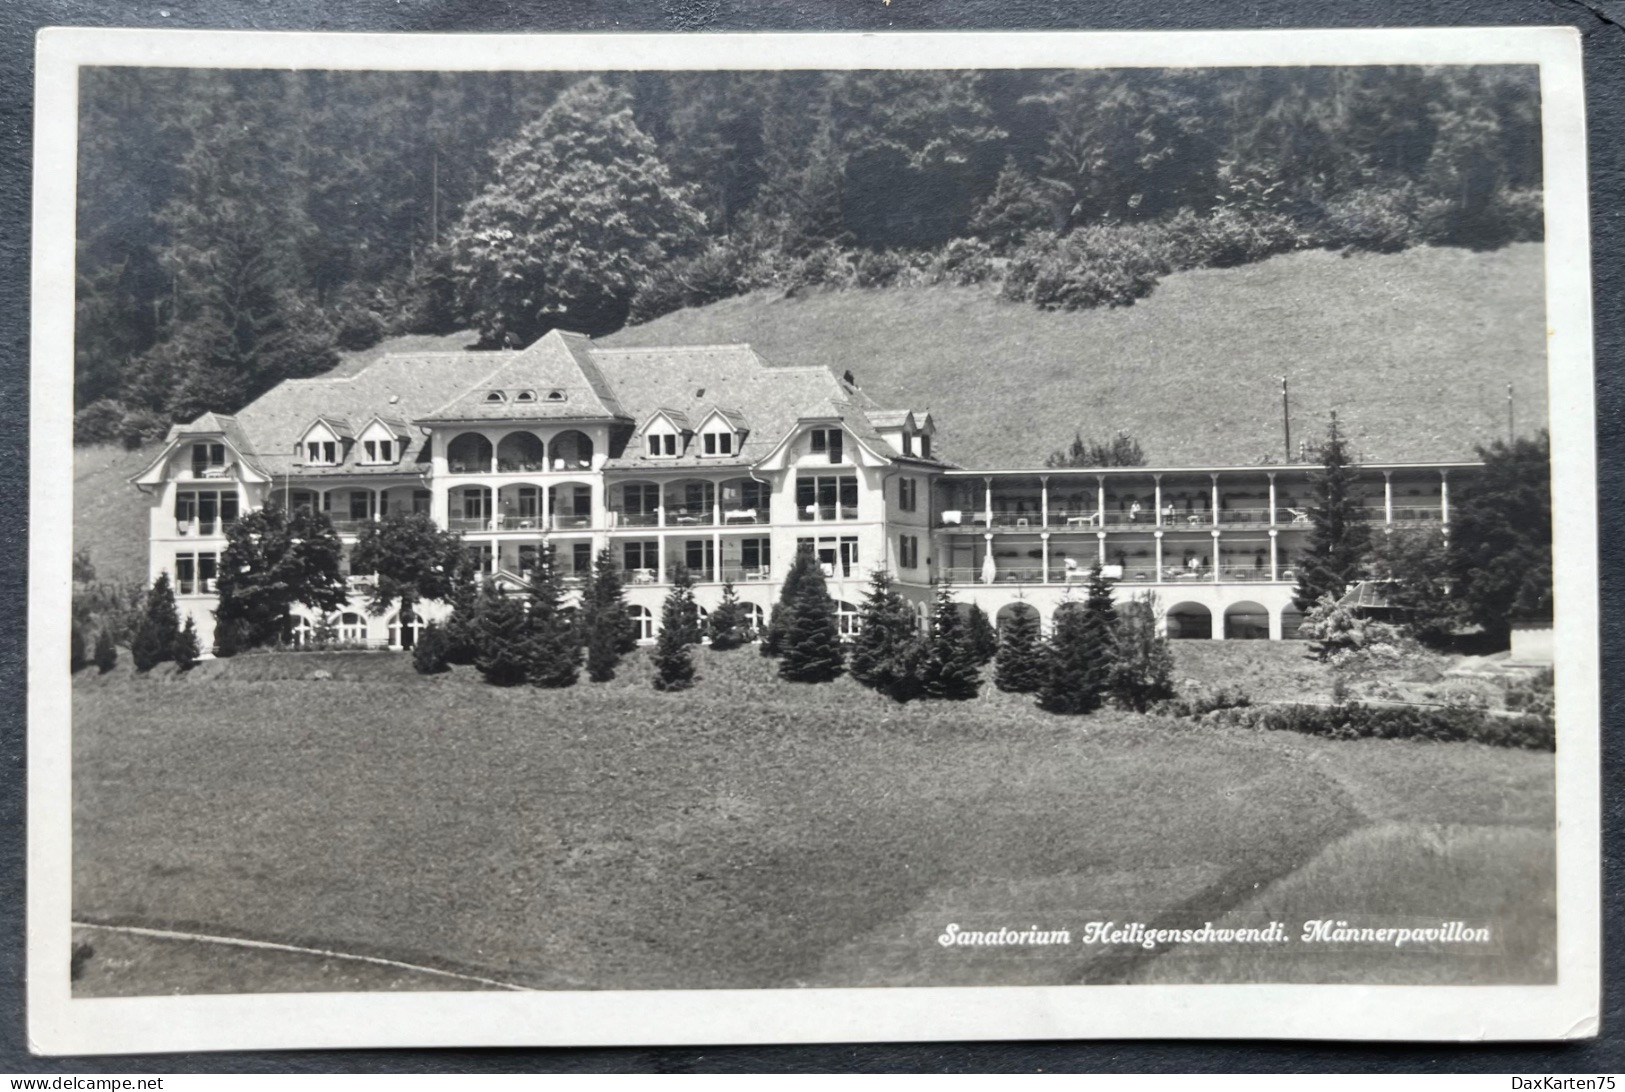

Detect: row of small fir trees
758,546,1175,713
70,570,202,675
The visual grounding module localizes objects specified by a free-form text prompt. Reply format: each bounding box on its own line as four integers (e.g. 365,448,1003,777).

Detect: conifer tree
93,628,118,674
470,585,536,687
762,546,818,658
707,580,750,651
1294,413,1372,610
920,579,981,701
993,605,1047,693
131,572,182,673
965,603,998,665
1107,592,1176,711
442,554,482,665
849,568,923,700
580,546,634,681
777,551,844,683
524,543,581,688
412,621,451,675
1037,602,1109,715
173,615,201,670
653,579,698,691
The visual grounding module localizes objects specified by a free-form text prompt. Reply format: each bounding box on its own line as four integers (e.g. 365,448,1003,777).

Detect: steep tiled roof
229,350,499,475
867,409,914,430
588,345,861,469
418,330,629,423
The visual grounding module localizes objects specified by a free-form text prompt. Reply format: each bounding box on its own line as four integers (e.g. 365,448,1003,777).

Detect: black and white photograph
26,26,1600,1053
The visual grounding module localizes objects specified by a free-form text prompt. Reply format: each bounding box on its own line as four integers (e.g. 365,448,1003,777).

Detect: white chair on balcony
941,510,962,525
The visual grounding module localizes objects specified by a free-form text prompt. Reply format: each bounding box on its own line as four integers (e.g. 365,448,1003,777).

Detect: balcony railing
173,518,232,537
797,506,860,522
721,507,766,525
664,509,717,528
608,507,660,528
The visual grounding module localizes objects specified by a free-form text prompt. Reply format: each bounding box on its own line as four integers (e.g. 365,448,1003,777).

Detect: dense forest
73,65,1542,444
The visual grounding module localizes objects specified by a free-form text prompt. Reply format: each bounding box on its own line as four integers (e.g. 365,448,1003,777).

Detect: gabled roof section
418,329,629,424
302,415,355,441
231,348,499,475
589,343,865,470
360,415,412,437
133,413,267,488
867,409,915,431
698,406,748,433
638,408,692,435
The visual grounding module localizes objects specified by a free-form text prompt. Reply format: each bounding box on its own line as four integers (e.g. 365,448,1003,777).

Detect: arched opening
1223,600,1270,640
1280,604,1307,641
836,600,860,638
338,612,367,644
744,602,766,636
629,604,655,642
446,432,492,474
550,430,594,470
495,431,546,473
614,480,661,527
664,479,717,526
719,477,771,524
1165,601,1213,640
995,602,1040,636
388,611,424,650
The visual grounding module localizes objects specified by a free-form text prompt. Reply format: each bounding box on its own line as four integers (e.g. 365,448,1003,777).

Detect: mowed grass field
72,643,1554,996
607,244,1547,468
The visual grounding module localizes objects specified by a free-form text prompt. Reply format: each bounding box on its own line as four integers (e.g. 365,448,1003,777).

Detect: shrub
1297,594,1368,662
628,240,748,324
70,624,87,672
1247,701,1553,752
1504,668,1554,716
929,237,997,285
93,629,118,673
1182,206,1305,269
1316,186,1417,254
213,616,253,658
853,249,905,288
412,622,451,674
1003,227,1163,311
1153,684,1253,719
73,399,129,445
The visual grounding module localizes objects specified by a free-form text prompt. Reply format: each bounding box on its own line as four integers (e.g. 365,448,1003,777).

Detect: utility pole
1278,376,1291,462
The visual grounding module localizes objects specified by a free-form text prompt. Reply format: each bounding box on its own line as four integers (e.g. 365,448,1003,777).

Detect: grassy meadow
72,642,1554,996
607,243,1547,468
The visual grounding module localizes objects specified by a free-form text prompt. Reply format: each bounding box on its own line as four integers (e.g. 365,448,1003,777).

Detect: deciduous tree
348,511,465,644
214,502,349,649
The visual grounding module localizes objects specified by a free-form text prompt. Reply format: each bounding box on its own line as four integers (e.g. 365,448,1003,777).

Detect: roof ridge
590,343,755,354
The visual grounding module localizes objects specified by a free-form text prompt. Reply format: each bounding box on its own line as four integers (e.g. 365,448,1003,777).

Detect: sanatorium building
131,330,1475,651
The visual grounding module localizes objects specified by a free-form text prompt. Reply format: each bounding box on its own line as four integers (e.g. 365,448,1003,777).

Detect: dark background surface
1,0,1619,1074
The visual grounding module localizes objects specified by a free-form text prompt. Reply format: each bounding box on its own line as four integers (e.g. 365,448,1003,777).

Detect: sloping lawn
72,647,1553,994
608,244,1546,468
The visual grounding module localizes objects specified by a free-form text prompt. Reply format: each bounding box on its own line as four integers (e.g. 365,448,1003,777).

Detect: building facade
131,331,1475,651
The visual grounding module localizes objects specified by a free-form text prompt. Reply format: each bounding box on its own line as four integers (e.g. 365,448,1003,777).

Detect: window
191,443,225,475
362,439,395,464
902,431,914,457
809,428,843,463
174,552,219,595
514,486,541,520
796,474,859,520
741,538,771,576
900,535,920,569
630,605,655,641
701,430,734,456
545,390,566,402
797,536,858,578
174,491,238,533
484,390,506,403
339,612,366,643
412,489,432,515
898,478,917,512
514,390,537,403
836,600,860,638
349,492,372,521
623,483,660,519
920,434,932,459
647,431,679,458
464,544,493,574
685,539,715,579
623,540,658,572
305,440,337,465
571,542,593,575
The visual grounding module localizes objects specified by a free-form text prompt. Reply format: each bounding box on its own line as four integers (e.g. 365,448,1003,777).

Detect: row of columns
975,469,1452,529
989,528,1284,585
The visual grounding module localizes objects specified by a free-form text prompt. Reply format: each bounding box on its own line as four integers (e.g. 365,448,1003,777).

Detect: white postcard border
27,26,1601,1054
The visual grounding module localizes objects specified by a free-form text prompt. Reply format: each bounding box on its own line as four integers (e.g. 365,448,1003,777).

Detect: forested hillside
74,65,1542,445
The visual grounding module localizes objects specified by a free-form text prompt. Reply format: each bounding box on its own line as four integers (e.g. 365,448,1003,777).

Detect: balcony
797,506,859,522
608,507,660,528
721,507,766,525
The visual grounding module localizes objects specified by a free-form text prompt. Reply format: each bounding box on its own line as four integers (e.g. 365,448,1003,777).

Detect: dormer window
514,390,537,403
362,439,395,464
190,442,225,476
920,434,932,459
305,441,338,466
484,390,506,403
701,430,735,457
545,390,566,402
647,431,679,458
810,428,843,464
